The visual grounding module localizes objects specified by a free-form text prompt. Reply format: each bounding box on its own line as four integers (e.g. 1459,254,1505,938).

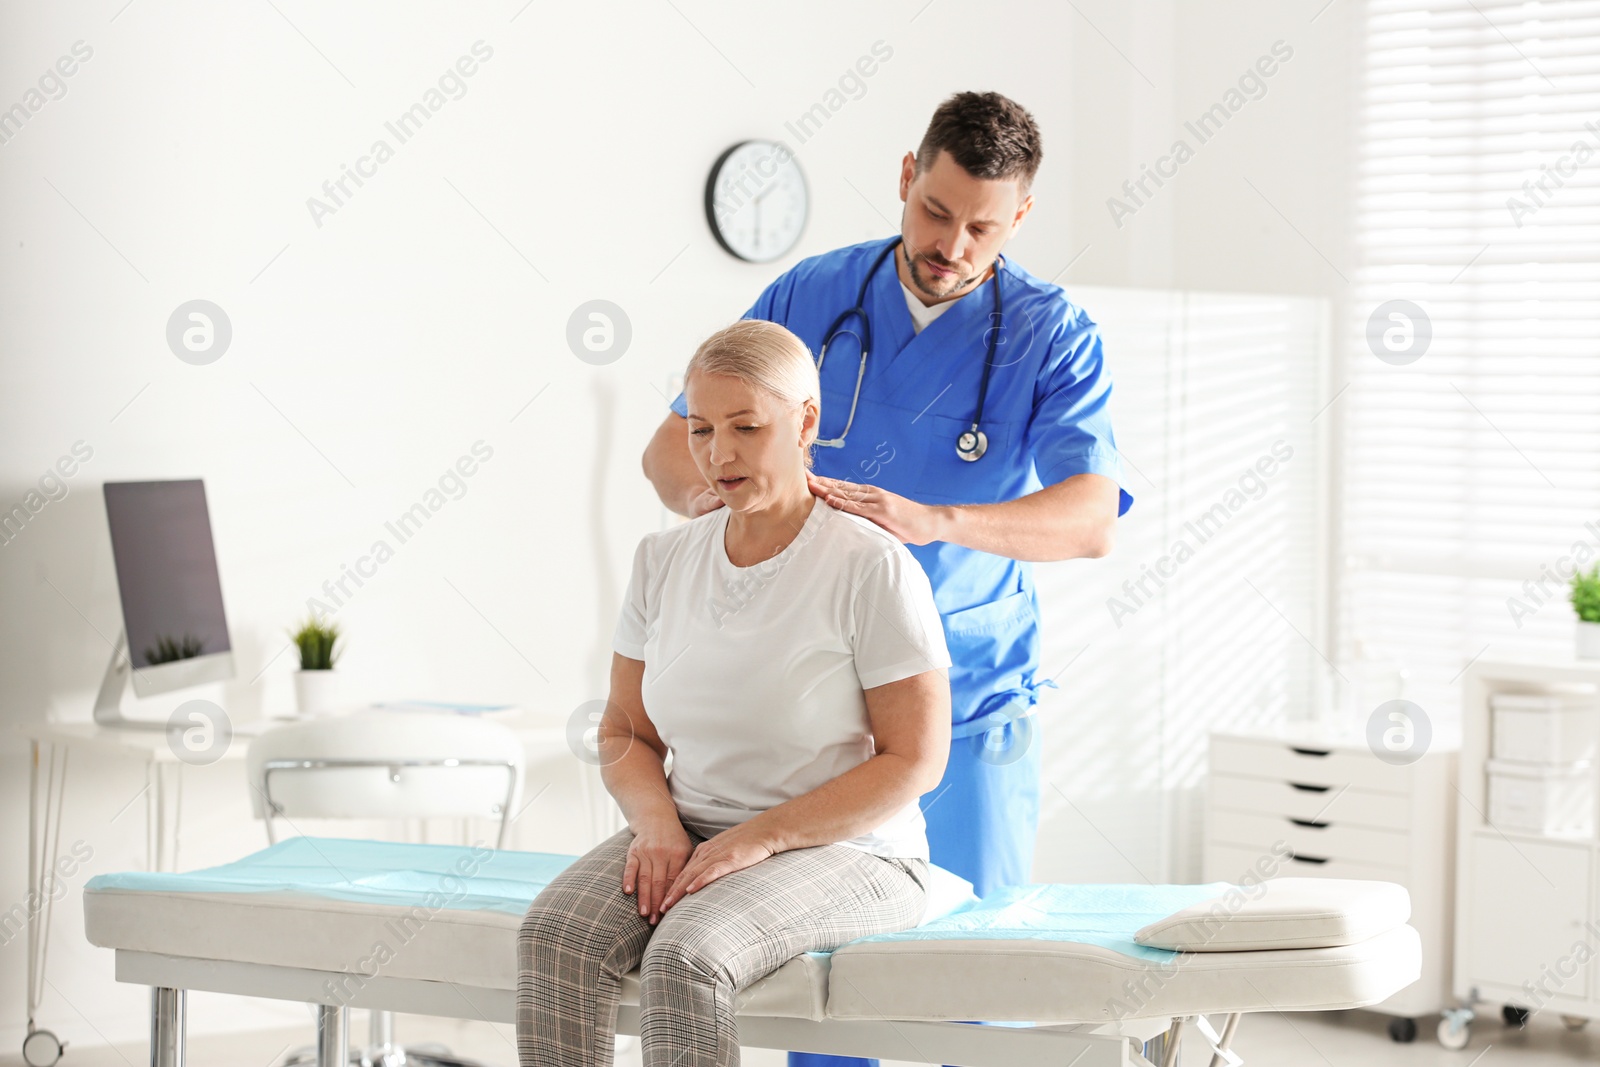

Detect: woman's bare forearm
741,672,950,854
599,734,680,833
738,751,938,854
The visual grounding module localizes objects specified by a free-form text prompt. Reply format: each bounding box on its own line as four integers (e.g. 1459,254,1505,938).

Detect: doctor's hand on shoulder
808,472,943,545
687,484,727,517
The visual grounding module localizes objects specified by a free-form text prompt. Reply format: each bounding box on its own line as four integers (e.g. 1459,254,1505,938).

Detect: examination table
83,837,1421,1067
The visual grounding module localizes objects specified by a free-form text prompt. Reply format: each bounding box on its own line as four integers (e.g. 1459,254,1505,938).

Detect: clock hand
753,182,775,252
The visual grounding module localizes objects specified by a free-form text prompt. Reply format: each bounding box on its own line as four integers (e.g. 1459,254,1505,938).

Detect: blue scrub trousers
788,718,1042,1067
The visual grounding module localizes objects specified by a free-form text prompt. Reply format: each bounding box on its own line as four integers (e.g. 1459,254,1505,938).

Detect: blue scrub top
672,235,1133,734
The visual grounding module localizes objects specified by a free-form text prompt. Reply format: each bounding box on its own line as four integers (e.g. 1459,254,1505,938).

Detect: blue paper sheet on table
86,838,1230,964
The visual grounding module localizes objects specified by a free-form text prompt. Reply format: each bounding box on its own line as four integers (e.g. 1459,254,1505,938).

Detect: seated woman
516,319,952,1067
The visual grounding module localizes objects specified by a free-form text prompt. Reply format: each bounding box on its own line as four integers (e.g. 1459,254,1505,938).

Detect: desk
18,719,261,1067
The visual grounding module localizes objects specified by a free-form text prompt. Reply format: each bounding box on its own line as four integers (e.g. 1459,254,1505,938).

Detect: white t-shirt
612,496,951,859
901,280,961,335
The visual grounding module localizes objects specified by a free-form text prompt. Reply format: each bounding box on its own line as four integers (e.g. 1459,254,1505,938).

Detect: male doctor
642,90,1132,1067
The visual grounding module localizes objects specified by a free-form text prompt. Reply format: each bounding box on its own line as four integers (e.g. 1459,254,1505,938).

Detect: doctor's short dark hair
916,91,1042,195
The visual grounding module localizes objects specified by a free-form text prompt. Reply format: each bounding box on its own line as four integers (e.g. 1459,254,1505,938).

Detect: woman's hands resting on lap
622,818,694,925
604,628,951,926
624,818,778,924
658,821,775,915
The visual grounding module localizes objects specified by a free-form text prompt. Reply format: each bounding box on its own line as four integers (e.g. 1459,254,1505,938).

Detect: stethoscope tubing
815,239,1003,461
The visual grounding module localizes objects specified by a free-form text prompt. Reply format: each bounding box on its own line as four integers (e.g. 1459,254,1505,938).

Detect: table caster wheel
1562,1015,1589,1031
1438,1015,1472,1051
1503,1005,1530,1028
23,1029,64,1067
1387,1017,1418,1042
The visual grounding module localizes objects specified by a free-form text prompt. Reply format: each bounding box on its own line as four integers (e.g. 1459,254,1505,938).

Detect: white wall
0,0,1359,1048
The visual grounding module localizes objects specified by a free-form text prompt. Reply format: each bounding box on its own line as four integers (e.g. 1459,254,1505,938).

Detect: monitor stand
93,631,172,730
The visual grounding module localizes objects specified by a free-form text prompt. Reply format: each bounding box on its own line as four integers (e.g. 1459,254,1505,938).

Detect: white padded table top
826,924,1421,1023
83,887,832,1021
83,839,1422,1025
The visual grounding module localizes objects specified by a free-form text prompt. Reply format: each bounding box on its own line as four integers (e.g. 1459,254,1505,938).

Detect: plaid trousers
516,824,929,1067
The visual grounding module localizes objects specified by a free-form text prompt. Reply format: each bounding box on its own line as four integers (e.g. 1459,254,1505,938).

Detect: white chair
246,709,525,1067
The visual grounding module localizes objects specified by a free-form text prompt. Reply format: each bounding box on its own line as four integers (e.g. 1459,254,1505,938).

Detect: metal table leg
1208,1012,1242,1067
1160,1017,1185,1067
318,1006,348,1067
151,988,186,1067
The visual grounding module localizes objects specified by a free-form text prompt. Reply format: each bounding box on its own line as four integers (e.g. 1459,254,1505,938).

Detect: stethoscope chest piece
956,427,988,462
820,240,1006,463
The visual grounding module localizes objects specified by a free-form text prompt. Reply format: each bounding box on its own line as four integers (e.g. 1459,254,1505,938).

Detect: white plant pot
1577,621,1600,661
293,669,340,716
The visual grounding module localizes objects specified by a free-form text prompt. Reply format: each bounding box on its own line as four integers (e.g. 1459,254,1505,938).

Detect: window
1034,288,1327,883
1338,0,1600,725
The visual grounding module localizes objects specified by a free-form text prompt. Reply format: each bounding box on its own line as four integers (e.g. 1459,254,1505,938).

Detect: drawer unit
1205,842,1405,884
1208,773,1410,832
1208,809,1411,870
1205,726,1457,1026
1210,732,1415,793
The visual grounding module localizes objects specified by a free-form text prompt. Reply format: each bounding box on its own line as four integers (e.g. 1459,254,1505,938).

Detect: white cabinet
1460,835,1590,1001
1455,658,1600,1023
1204,726,1457,1023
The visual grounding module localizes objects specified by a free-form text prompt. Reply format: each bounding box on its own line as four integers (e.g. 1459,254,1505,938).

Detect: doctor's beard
903,241,984,300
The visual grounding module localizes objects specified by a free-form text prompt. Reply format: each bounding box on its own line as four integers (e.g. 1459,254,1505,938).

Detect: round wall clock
705,140,808,263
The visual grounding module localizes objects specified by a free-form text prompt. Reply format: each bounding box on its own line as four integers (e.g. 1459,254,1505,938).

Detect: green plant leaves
1571,564,1600,624
290,617,342,671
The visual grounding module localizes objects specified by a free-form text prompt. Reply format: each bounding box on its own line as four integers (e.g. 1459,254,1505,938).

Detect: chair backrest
245,709,524,846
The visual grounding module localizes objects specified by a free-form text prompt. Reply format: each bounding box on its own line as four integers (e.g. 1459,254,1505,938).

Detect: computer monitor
101,479,235,707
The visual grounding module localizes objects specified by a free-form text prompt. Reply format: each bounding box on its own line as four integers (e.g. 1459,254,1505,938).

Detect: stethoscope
815,240,1003,462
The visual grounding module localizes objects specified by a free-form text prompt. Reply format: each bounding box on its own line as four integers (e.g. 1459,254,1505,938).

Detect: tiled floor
5,1008,1596,1067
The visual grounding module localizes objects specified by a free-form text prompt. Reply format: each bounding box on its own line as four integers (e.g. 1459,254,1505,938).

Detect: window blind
1034,287,1326,883
1339,0,1600,724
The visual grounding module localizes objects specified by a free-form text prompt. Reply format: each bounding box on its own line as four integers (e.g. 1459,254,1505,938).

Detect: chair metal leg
317,1006,348,1067
275,1006,494,1067
400,1053,495,1067
150,988,185,1067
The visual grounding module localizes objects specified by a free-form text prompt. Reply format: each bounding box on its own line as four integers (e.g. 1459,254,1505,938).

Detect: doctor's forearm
648,468,704,518
641,416,707,517
932,477,1117,562
934,499,1096,561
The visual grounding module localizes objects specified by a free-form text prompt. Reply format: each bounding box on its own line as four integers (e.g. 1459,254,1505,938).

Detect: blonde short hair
684,320,821,469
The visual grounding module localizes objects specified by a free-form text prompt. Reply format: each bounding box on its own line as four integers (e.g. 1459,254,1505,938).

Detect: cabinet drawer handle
1290,852,1329,865
1289,817,1329,829
1289,746,1332,757
1288,782,1330,793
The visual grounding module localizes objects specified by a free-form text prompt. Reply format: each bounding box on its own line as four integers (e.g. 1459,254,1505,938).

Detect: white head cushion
920,864,980,924
1134,878,1412,951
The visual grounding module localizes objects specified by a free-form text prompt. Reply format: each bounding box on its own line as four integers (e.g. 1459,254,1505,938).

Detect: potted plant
290,616,343,715
1571,564,1600,660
